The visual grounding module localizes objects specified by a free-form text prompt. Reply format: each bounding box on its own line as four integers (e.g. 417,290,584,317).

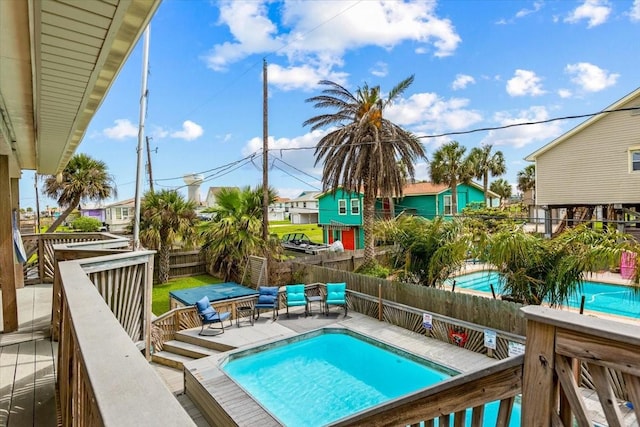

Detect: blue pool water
447,271,640,319
222,329,520,426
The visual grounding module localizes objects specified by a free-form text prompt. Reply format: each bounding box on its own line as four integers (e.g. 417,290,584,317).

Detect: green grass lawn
270,223,324,242
152,274,222,316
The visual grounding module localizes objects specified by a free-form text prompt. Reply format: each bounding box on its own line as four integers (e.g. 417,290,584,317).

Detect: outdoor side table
236,306,254,327
306,295,324,315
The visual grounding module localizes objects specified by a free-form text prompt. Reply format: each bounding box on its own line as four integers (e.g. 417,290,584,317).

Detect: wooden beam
1,155,18,332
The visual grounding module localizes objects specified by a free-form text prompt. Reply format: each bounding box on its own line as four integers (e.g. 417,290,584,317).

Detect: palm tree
517,164,536,201
200,186,279,283
469,144,506,207
139,189,198,283
304,76,426,268
376,215,470,286
42,153,116,232
490,178,512,207
481,224,637,305
429,141,473,216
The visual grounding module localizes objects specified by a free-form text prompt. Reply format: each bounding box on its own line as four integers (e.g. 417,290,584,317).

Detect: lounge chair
195,296,231,335
285,284,308,318
325,282,347,316
253,286,279,320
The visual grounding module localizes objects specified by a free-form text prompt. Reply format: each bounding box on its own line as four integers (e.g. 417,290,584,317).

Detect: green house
376,181,494,219
316,189,365,250
316,182,494,249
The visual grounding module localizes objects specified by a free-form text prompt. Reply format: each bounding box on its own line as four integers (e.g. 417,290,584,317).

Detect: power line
272,156,321,182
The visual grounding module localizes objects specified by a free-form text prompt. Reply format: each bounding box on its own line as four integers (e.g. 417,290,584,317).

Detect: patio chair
325,282,347,316
253,286,279,320
195,296,231,335
285,284,308,318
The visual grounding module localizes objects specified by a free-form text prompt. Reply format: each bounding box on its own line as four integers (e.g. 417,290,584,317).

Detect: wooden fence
296,263,527,336
153,250,207,282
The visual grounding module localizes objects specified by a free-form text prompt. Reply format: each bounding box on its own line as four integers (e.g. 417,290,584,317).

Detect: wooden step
162,340,220,359
175,329,236,352
151,351,196,370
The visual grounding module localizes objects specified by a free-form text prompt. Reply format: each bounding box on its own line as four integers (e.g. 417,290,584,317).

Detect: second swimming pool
446,271,640,319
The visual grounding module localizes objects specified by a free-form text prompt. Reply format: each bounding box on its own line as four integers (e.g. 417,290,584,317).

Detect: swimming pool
222,328,520,426
447,271,640,319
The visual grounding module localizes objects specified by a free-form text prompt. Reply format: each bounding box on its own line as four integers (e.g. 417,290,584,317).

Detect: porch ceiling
0,0,160,178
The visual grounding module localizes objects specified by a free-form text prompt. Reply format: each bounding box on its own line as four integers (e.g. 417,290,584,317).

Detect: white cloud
452,74,475,90
171,120,204,141
506,69,545,97
386,92,483,133
565,62,619,92
204,1,461,73
267,63,349,91
103,119,138,140
557,88,573,98
516,1,543,18
564,0,611,28
481,106,563,148
370,61,388,78
630,0,640,21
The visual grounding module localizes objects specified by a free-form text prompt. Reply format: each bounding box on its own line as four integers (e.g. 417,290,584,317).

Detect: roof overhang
0,0,161,178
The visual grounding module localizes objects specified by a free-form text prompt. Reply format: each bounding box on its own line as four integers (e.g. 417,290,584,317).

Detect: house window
338,199,347,215
631,149,640,172
115,207,130,220
443,195,453,215
350,199,360,215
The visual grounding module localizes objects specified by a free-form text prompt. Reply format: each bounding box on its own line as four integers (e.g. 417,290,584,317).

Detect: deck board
34,339,57,427
0,343,19,425
9,340,36,426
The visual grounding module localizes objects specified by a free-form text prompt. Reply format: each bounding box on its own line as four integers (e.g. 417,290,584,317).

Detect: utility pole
133,25,150,250
262,58,269,281
145,136,154,193
34,173,41,233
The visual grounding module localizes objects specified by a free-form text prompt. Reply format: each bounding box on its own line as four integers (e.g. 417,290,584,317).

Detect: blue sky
20,0,640,209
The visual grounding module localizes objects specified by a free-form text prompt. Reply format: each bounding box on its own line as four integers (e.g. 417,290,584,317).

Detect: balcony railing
46,233,196,426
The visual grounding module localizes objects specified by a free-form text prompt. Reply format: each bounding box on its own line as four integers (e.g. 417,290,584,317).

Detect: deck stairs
151,329,237,369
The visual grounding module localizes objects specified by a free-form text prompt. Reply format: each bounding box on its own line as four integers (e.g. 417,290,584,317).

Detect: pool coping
184,324,471,427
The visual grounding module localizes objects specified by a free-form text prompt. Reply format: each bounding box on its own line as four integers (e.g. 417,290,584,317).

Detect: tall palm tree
469,144,506,207
429,141,473,216
304,76,426,268
200,186,279,283
139,189,198,283
43,153,116,232
490,178,512,207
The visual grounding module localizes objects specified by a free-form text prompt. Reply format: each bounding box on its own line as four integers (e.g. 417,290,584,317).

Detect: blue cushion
195,296,210,312
259,286,279,297
258,294,276,305
326,283,346,301
287,285,306,304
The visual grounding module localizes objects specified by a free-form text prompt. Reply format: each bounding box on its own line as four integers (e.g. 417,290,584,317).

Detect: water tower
183,173,204,204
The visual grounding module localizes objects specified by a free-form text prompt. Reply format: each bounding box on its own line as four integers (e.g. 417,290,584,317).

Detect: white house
288,191,321,224
204,186,239,208
268,197,289,221
104,198,135,233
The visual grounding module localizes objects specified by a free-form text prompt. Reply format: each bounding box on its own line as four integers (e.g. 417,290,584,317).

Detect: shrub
355,261,390,279
71,216,102,232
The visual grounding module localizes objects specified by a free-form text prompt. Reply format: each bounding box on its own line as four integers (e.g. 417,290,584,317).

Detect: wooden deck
0,284,207,427
0,284,57,427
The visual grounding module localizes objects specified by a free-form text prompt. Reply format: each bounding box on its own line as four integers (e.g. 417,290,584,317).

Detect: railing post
521,318,556,427
38,234,45,282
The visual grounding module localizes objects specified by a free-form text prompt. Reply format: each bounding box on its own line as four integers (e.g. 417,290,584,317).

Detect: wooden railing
57,257,195,426
331,355,523,426
521,305,640,427
22,232,128,284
